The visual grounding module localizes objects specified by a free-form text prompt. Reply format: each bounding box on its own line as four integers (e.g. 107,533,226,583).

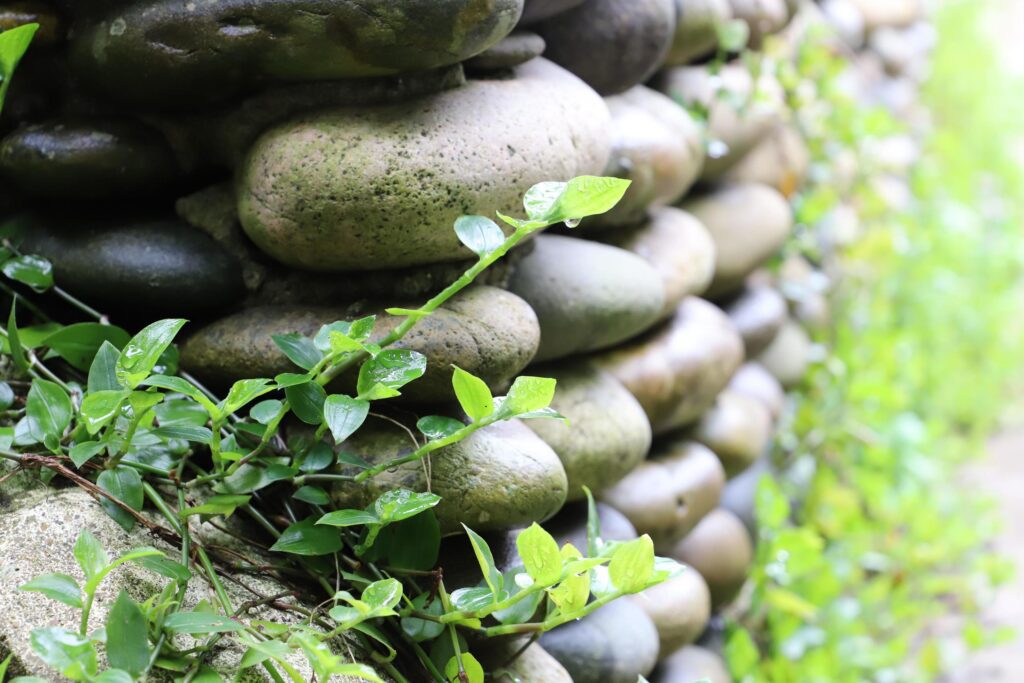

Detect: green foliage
0,22,37,115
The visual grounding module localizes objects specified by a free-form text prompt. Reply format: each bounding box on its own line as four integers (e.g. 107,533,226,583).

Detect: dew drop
707,139,730,159
563,217,582,228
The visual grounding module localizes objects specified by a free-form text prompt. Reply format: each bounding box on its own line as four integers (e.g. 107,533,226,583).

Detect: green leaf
270,518,344,556
361,579,403,612
523,181,568,222
18,573,82,608
401,594,445,642
316,509,380,527
79,389,128,435
26,379,72,451
297,442,335,472
455,215,506,257
523,176,632,225
105,592,151,677
250,399,283,425
163,612,245,634
29,627,97,681
362,511,440,571
450,586,493,612
275,372,314,388
500,376,557,417
293,485,330,505
444,653,484,683
116,319,187,390
357,349,427,398
151,424,213,443
516,523,563,586
0,654,10,681
323,395,370,444
87,341,122,393
284,381,327,426
373,489,442,523
452,366,493,421
239,639,292,670
41,323,130,371
69,441,107,468
219,378,275,419
272,333,322,371
548,545,590,615
416,415,464,441
133,555,191,582
0,22,38,114
181,494,251,518
462,524,502,598
95,671,134,683
0,380,13,410
142,374,216,414
608,535,655,594
2,254,52,291
716,18,750,52
215,463,297,494
6,301,27,373
73,530,108,582
97,466,144,532
584,486,601,558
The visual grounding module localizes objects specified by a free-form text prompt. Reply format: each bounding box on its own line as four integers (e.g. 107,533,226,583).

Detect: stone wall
0,0,934,681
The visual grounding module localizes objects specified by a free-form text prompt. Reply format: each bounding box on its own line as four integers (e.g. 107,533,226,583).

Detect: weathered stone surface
526,362,652,500
601,440,725,549
755,320,812,388
602,207,717,316
680,184,793,299
238,58,610,271
519,0,589,24
723,284,787,357
668,508,753,608
540,599,660,683
180,286,540,404
464,31,546,71
729,0,790,48
332,418,568,533
720,455,770,535
533,0,676,95
70,0,524,107
14,213,243,316
508,235,664,362
594,297,745,435
848,0,922,30
728,362,785,420
0,488,378,681
665,0,731,65
654,64,785,180
590,86,704,227
479,642,574,683
0,3,63,45
0,119,183,199
544,501,639,551
821,0,866,48
653,645,732,683
721,124,810,197
632,569,711,655
692,390,773,476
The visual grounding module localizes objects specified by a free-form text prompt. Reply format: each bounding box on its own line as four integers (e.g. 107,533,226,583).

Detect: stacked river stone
0,0,932,680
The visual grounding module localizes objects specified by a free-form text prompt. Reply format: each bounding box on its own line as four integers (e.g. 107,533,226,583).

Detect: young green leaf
88,341,122,393
6,300,27,372
323,395,370,444
69,441,106,467
548,544,590,614
0,381,13,410
548,176,633,224
455,215,506,257
116,319,187,390
401,593,445,642
416,415,464,441
163,612,245,634
97,466,144,532
181,494,251,518
284,381,327,425
361,578,403,612
95,671,134,683
79,390,128,435
133,555,191,582
105,591,151,677
373,489,442,523
219,378,275,419
452,366,493,421
356,349,427,398
0,22,38,114
270,518,344,556
516,523,563,585
444,653,484,683
73,530,108,582
143,374,217,414
29,627,97,682
18,573,82,608
500,376,557,417
41,323,130,371
250,399,283,425
272,333,322,371
523,181,568,222
608,535,655,594
151,424,213,443
462,524,503,598
25,379,72,451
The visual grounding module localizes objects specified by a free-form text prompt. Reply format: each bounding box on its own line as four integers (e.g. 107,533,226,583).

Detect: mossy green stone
180,285,540,403
526,362,652,500
0,119,182,200
237,59,609,271
70,0,524,107
508,235,665,362
331,418,568,533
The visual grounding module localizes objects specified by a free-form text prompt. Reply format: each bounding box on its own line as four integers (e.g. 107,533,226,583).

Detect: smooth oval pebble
519,0,590,24
723,284,787,356
848,0,922,31
478,642,575,683
755,319,812,388
0,119,182,200
464,31,547,71
632,569,712,655
0,3,64,45
721,124,810,197
691,390,773,476
668,508,754,608
595,297,745,434
14,213,243,316
720,455,770,535
70,0,524,107
653,645,732,683
508,234,665,362
680,183,793,299
665,0,732,65
540,599,660,683
591,86,704,228
332,418,568,533
180,285,540,403
533,0,676,95
525,361,652,500
602,207,717,316
729,0,791,48
601,440,725,550
728,362,785,420
237,58,610,271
